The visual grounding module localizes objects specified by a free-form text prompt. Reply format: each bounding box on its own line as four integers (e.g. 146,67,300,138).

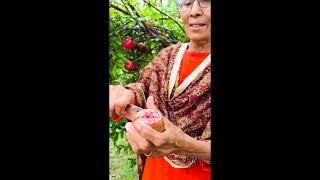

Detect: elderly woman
109,0,211,179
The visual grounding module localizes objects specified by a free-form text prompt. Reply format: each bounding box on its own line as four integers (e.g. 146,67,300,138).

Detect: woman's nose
190,0,203,17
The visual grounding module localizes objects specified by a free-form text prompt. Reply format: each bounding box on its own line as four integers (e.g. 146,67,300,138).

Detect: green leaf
128,158,136,168
120,129,124,139
112,132,119,146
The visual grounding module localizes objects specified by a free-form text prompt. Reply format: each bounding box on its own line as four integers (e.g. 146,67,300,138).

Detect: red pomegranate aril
133,109,165,132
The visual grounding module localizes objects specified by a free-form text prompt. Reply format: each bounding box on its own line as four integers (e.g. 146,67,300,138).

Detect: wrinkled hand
109,85,136,120
125,96,186,157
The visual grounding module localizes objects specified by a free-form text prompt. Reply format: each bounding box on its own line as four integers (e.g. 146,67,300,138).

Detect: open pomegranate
133,109,165,132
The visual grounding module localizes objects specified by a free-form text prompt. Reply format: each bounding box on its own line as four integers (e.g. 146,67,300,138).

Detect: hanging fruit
124,60,139,71
122,38,136,51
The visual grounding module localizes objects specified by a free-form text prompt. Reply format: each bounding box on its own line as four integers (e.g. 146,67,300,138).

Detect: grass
109,136,139,180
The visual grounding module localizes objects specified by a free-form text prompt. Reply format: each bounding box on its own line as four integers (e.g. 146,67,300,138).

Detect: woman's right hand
109,85,136,120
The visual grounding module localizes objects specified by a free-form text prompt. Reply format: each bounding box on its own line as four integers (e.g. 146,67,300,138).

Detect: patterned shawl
126,43,211,178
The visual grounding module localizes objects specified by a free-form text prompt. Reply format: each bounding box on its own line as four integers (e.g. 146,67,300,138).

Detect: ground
109,136,139,180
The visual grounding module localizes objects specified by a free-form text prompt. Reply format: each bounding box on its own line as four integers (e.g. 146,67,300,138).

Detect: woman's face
180,0,211,43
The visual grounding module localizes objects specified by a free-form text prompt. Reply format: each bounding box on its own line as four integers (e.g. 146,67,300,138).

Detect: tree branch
126,2,170,47
142,0,185,34
110,4,130,16
120,0,132,15
111,1,171,47
127,3,154,36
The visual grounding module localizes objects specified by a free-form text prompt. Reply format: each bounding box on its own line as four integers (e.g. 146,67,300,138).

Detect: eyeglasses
180,0,211,11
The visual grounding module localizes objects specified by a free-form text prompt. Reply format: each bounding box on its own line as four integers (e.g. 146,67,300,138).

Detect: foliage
109,136,139,180
109,0,187,85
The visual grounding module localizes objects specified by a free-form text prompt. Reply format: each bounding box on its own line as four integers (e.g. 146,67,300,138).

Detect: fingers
125,122,154,154
109,102,121,121
109,85,136,119
109,85,120,117
133,120,165,148
114,99,127,118
109,105,116,118
114,91,135,117
147,150,163,158
110,101,122,120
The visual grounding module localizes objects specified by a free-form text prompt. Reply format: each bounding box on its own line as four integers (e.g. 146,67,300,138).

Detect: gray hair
176,0,183,7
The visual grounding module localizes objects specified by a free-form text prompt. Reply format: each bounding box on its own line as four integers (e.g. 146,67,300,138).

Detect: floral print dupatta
126,43,211,177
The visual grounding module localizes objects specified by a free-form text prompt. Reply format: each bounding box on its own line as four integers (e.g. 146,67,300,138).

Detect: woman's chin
187,31,210,42
188,35,210,43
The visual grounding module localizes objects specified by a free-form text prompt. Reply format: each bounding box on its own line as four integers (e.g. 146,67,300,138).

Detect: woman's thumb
146,96,157,110
147,96,172,129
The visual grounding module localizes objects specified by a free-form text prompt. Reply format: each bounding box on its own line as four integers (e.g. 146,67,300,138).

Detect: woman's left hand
126,96,186,157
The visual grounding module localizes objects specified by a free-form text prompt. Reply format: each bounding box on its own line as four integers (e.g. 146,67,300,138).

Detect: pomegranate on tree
133,109,165,132
122,38,136,50
124,60,139,71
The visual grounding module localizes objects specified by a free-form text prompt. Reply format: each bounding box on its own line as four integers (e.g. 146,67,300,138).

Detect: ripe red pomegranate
133,109,165,132
124,60,138,71
122,38,136,50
